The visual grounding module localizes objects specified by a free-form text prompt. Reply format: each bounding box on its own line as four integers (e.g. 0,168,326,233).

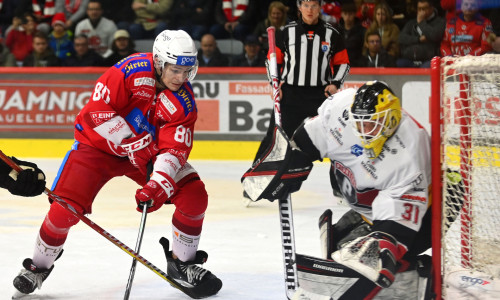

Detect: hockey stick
267,26,299,299
0,150,199,299
124,162,153,300
124,199,152,300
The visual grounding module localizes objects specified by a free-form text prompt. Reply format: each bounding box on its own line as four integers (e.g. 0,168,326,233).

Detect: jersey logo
159,93,177,115
321,41,330,53
173,85,196,116
307,31,315,40
134,77,155,87
115,53,146,68
124,107,156,138
89,111,116,126
122,59,152,78
351,144,363,156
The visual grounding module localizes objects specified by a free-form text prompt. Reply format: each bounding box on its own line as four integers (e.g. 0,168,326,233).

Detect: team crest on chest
321,41,330,52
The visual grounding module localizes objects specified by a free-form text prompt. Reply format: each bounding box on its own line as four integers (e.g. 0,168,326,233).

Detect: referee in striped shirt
248,0,350,200
255,0,350,154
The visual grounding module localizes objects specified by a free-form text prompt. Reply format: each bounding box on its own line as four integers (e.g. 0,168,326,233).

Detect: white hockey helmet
152,30,198,81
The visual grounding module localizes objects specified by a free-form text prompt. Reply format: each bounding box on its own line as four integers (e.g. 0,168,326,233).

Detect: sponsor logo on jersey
451,34,473,43
321,41,330,53
174,86,196,116
335,161,356,189
108,118,127,135
134,77,155,87
115,53,146,69
361,160,378,179
306,31,315,40
176,55,196,66
90,111,115,126
342,109,349,121
124,107,156,138
337,116,346,127
122,59,151,78
160,93,177,115
394,134,406,149
329,128,343,145
133,90,153,99
351,144,363,156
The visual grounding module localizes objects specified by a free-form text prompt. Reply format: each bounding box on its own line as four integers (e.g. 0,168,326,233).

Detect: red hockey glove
0,157,46,197
135,171,177,213
121,132,159,175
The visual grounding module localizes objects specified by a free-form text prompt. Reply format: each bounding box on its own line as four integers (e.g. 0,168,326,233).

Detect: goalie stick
267,25,299,299
0,150,202,299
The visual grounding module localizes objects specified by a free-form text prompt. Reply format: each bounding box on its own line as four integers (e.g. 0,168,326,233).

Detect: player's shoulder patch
158,93,178,116
156,83,196,121
115,54,152,78
172,83,197,117
134,76,155,88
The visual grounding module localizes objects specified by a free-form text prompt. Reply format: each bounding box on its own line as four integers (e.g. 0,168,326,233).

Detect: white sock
172,225,200,262
32,234,64,269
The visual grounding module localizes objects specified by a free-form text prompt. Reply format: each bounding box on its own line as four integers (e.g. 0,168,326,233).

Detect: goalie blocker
241,125,313,201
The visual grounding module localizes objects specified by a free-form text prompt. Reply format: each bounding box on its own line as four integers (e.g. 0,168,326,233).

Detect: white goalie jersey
304,88,431,232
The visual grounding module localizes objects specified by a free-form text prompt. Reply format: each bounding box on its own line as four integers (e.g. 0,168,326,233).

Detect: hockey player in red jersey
440,0,493,56
243,81,432,299
12,30,222,298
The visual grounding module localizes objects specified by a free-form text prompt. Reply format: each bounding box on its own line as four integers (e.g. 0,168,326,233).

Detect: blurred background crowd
0,0,498,68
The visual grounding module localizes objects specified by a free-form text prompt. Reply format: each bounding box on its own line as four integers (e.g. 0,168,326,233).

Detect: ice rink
0,159,349,299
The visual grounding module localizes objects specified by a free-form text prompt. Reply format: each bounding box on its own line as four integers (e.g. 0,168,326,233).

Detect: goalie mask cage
430,54,500,300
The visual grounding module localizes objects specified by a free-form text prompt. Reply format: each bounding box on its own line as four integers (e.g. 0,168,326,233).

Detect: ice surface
0,159,348,299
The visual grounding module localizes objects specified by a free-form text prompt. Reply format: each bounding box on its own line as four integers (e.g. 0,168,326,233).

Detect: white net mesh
440,55,500,297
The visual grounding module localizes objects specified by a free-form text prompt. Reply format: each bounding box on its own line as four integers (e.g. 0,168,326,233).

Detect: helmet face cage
350,81,401,159
153,30,198,82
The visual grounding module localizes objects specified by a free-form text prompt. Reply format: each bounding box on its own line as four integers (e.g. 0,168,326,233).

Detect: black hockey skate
160,237,222,299
13,258,54,295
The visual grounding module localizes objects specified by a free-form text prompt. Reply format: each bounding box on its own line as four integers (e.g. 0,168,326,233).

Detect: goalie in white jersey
243,80,432,298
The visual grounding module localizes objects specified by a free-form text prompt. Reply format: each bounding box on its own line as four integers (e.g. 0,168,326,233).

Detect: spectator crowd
0,0,498,68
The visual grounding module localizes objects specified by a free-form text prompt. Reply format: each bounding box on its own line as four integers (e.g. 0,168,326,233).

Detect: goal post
430,54,500,300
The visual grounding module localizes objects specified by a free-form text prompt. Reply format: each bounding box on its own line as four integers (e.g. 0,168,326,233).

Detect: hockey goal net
430,54,500,299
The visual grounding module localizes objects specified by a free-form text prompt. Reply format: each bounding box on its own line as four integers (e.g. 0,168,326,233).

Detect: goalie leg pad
296,253,381,299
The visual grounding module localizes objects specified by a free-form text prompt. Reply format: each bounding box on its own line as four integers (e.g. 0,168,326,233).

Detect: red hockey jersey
441,13,493,56
74,52,197,166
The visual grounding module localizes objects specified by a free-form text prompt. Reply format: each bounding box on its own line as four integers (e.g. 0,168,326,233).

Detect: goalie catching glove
331,231,407,288
135,171,177,213
0,157,46,197
241,126,313,201
121,131,159,175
